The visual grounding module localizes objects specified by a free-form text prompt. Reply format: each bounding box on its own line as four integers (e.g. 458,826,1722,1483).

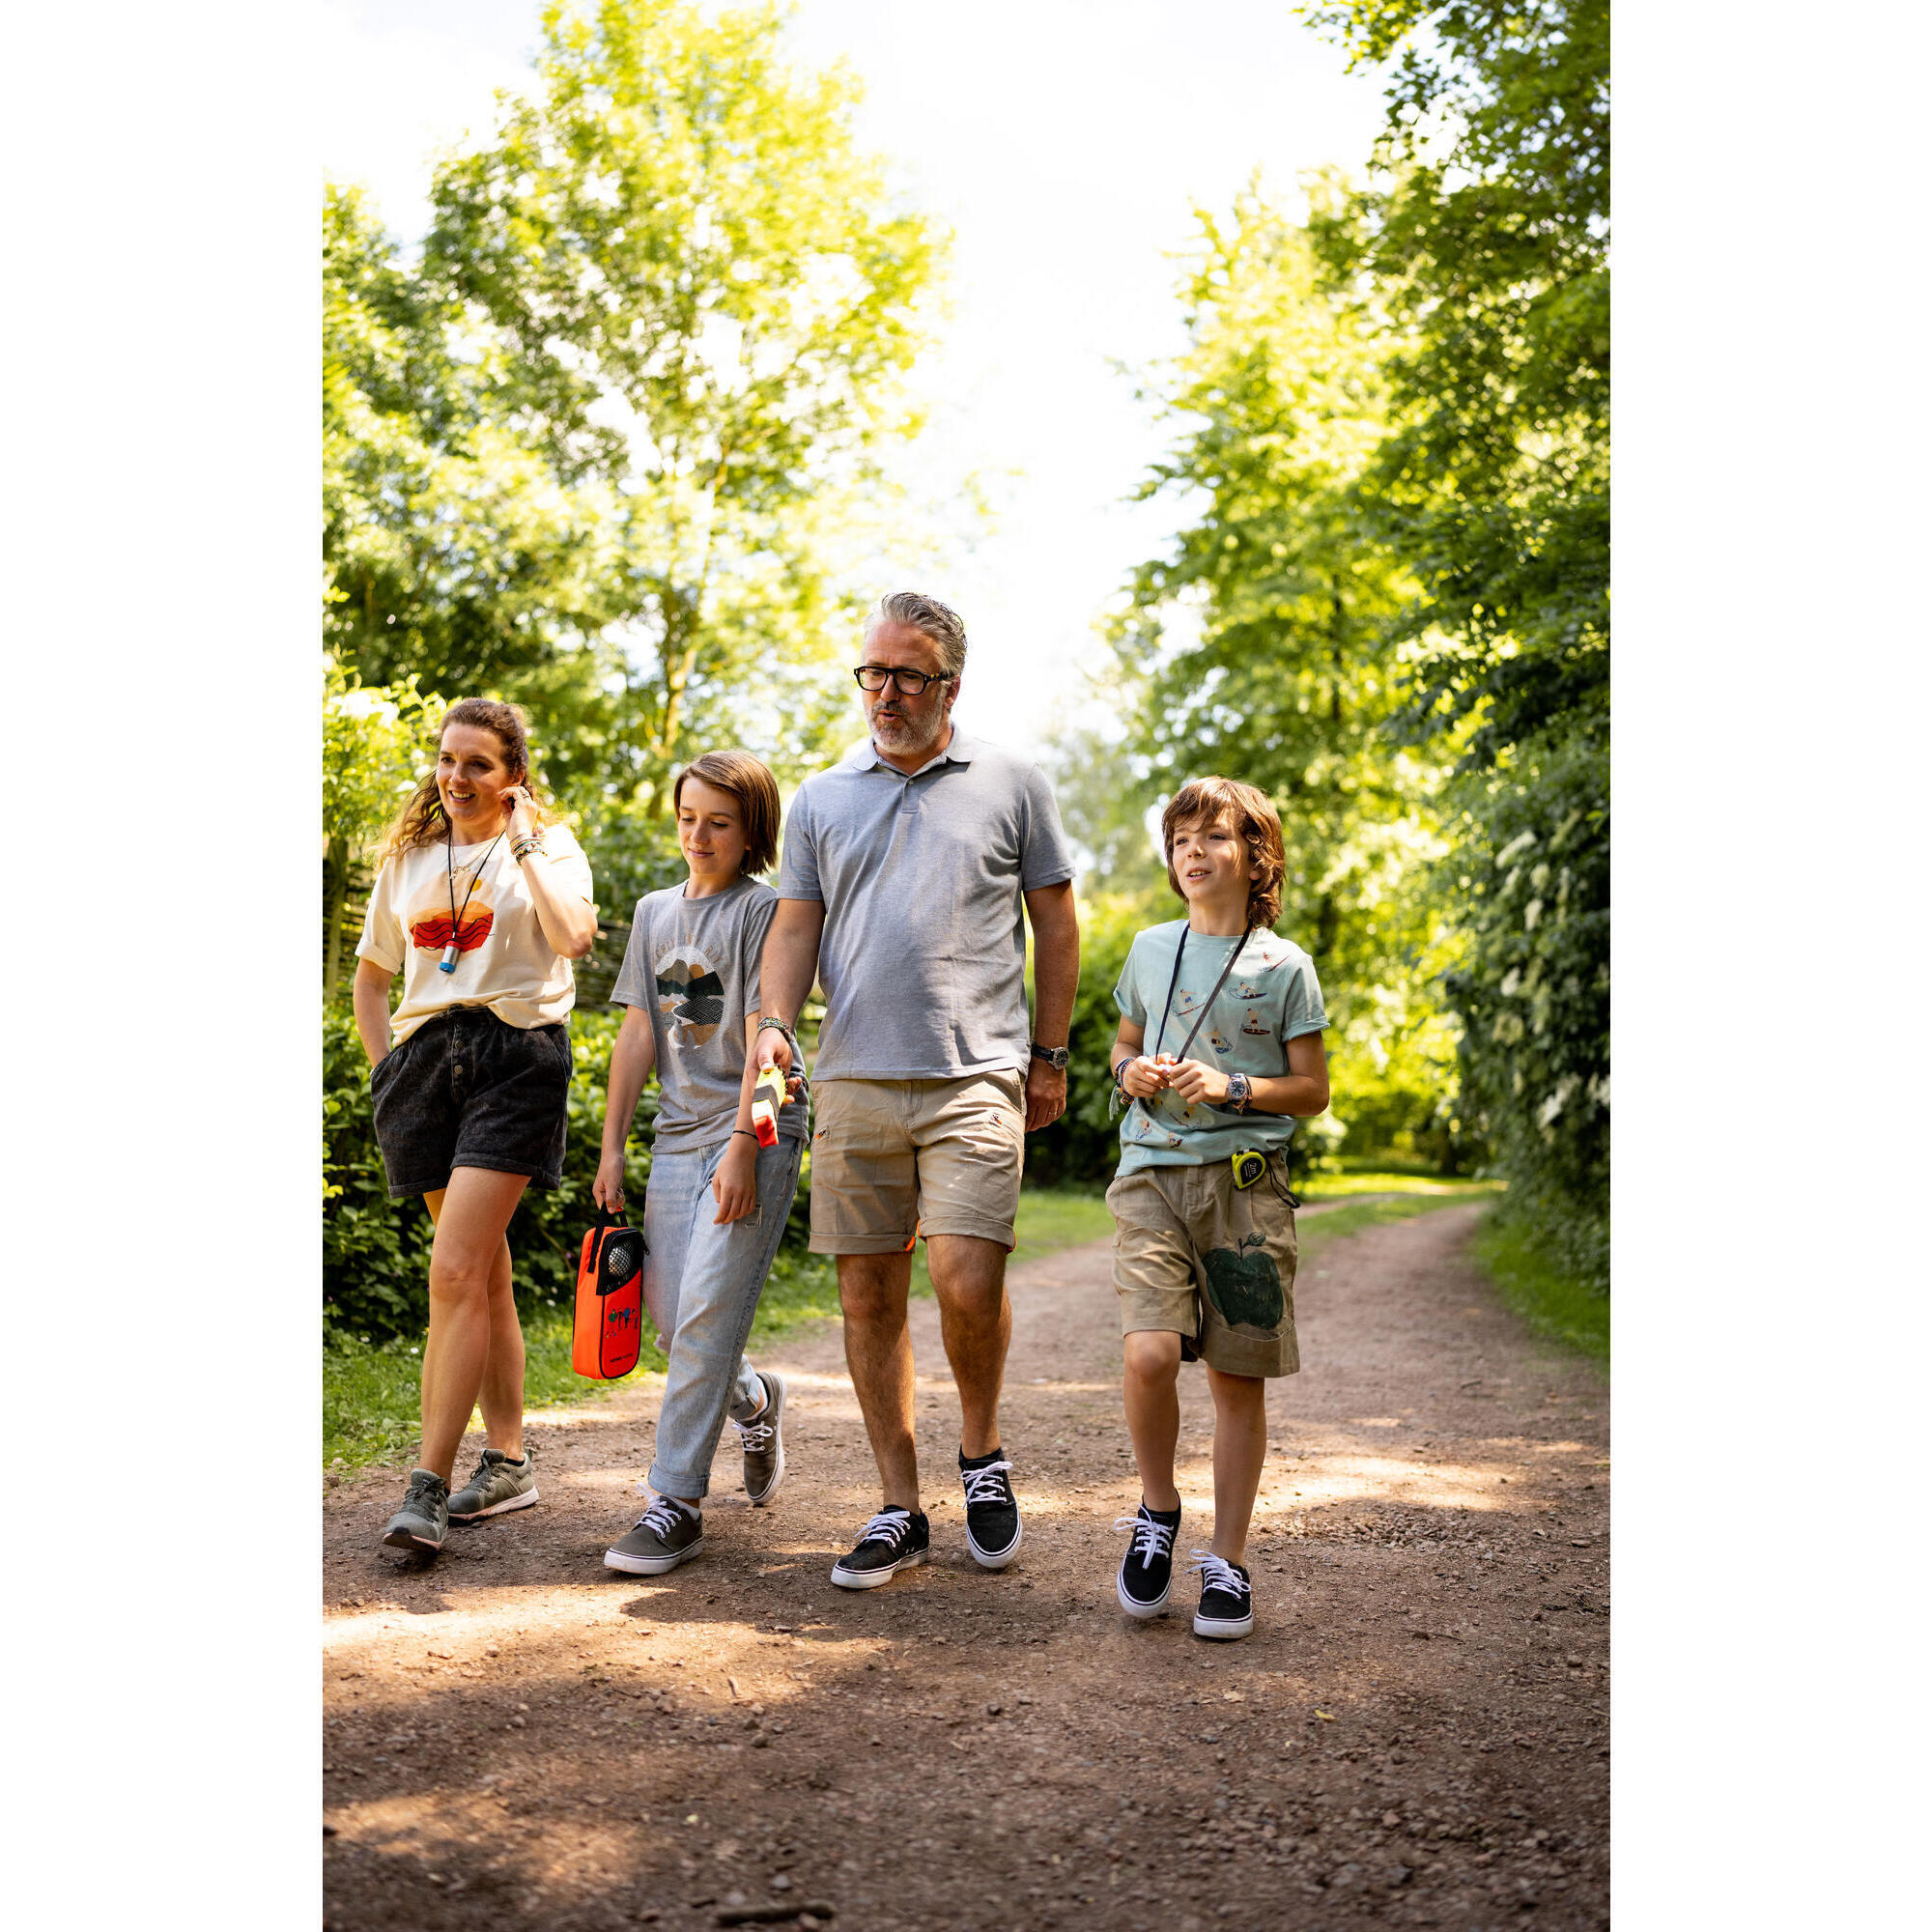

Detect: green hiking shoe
381,1469,449,1553
449,1447,539,1522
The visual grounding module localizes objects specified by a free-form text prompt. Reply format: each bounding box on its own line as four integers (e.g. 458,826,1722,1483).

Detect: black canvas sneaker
604,1494,704,1576
380,1469,449,1554
959,1448,1022,1569
1187,1550,1256,1640
829,1507,930,1590
1114,1501,1182,1618
733,1370,786,1506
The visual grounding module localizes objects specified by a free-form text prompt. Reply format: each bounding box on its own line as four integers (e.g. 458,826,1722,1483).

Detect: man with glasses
755,590,1080,1591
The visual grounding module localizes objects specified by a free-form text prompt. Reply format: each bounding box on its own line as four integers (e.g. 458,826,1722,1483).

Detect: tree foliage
421,0,944,810
1302,0,1609,1269
1107,200,1470,1167
324,183,628,804
321,657,444,998
1304,0,1608,763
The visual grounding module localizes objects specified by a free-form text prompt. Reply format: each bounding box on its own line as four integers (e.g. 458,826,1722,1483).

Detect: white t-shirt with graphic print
356,824,595,1044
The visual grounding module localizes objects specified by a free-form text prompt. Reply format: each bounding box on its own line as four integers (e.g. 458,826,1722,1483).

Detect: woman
353,697,598,1556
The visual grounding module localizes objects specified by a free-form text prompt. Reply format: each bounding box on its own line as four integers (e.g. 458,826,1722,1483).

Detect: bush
1441,724,1609,1288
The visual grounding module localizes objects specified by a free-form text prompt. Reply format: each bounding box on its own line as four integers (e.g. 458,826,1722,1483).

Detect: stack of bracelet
511,834,546,864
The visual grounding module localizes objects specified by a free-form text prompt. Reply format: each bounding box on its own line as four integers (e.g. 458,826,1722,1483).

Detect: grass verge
325,1186,1123,1472
1471,1208,1610,1363
1294,1191,1492,1261
1300,1170,1501,1203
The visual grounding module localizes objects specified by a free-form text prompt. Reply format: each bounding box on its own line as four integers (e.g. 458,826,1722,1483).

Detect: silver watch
1030,1041,1070,1071
1225,1070,1253,1113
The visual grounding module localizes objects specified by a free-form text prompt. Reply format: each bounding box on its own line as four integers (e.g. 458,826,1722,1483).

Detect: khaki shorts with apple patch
808,1071,1026,1255
1106,1152,1299,1378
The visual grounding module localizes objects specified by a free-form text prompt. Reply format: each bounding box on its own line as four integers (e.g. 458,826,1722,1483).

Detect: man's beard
870,700,950,757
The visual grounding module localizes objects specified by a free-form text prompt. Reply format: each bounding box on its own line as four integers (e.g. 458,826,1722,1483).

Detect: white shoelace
960,1459,1014,1506
636,1494,692,1540
856,1509,914,1548
1115,1513,1177,1563
733,1411,776,1452
1185,1549,1248,1597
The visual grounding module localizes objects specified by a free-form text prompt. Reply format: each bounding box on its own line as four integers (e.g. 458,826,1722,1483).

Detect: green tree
324,183,628,804
322,656,442,1000
422,0,945,813
1303,0,1609,1267
1112,197,1467,1165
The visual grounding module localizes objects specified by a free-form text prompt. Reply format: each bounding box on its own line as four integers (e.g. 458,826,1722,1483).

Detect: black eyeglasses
854,664,955,696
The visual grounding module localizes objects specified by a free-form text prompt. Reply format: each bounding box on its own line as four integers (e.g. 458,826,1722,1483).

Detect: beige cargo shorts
1106,1151,1300,1378
808,1070,1026,1254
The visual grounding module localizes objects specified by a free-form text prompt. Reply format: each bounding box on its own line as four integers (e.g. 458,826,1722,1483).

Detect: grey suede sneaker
381,1469,449,1553
604,1494,704,1576
449,1447,539,1522
734,1371,787,1506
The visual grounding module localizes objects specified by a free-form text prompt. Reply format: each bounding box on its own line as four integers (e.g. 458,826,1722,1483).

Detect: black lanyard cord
1151,921,1255,1065
446,827,505,951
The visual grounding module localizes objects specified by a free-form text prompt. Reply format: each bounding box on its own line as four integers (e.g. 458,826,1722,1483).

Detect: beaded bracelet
511,837,546,863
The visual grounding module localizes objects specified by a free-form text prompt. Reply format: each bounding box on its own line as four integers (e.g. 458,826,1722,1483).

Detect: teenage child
1105,777,1330,1640
355,698,599,1556
595,750,808,1576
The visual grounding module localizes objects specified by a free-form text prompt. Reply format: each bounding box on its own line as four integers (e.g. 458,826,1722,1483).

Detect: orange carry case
573,1207,647,1379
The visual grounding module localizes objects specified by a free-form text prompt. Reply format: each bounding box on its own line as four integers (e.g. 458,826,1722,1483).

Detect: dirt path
324,1204,1608,1930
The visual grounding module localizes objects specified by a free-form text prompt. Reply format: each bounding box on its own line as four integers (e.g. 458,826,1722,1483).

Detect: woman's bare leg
418,1168,531,1480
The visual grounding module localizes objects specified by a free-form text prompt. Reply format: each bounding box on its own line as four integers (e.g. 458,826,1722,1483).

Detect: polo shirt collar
849,725,979,777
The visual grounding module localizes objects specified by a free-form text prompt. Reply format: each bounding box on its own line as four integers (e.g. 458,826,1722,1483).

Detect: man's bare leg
924,1234,1011,1460
838,1251,920,1510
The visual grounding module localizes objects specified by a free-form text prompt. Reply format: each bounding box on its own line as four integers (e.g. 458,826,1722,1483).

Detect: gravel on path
323,1201,1608,1931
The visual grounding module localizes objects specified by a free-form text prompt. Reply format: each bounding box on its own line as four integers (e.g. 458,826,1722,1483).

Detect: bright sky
321,0,1387,759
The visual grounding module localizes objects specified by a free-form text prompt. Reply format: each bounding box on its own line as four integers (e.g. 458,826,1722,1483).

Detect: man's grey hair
868,590,968,680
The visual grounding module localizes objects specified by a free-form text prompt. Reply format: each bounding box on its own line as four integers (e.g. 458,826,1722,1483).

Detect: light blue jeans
643,1133,803,1500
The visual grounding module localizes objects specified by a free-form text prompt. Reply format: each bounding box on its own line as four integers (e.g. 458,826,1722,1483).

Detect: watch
1225,1071,1253,1113
1030,1041,1070,1070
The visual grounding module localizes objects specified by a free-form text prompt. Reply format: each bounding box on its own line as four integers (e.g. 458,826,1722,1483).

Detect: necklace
440,824,505,974
1151,921,1255,1063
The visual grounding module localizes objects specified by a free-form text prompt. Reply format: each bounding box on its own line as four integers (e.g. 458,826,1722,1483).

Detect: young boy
1106,777,1330,1640
594,750,809,1575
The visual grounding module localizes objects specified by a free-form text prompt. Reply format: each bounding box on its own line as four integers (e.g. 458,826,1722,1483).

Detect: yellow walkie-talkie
751,1063,787,1147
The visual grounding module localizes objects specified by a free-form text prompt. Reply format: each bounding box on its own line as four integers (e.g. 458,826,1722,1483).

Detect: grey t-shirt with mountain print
611,876,808,1156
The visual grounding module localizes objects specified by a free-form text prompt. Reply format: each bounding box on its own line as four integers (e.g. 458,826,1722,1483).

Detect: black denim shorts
369,1007,572,1201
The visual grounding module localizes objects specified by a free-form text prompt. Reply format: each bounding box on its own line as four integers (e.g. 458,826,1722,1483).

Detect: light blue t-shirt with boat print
1111,919,1327,1175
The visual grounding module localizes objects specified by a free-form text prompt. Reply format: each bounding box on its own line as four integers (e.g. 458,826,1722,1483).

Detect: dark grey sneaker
733,1371,786,1506
604,1494,704,1576
381,1469,449,1553
1188,1551,1255,1640
829,1508,930,1590
448,1447,539,1522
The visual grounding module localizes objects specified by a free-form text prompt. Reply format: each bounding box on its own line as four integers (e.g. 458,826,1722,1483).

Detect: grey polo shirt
776,728,1076,1080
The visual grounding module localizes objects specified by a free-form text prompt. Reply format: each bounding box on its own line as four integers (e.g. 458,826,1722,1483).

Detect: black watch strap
1030,1041,1070,1070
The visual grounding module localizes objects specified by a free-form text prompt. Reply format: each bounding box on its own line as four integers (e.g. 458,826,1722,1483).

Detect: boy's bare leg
924,1234,1010,1460
838,1252,920,1510
1204,1363,1268,1562
1122,1329,1184,1513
